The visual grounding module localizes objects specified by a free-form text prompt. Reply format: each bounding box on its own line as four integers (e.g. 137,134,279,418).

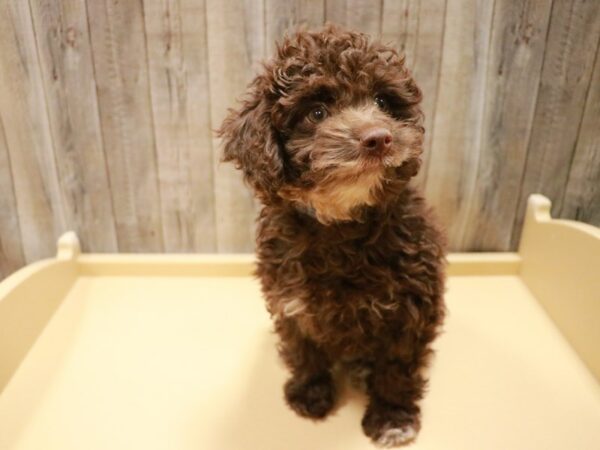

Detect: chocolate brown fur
219,25,446,447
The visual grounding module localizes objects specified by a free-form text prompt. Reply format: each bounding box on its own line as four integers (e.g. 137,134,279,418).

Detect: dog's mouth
364,149,395,165
282,147,417,224
357,146,406,171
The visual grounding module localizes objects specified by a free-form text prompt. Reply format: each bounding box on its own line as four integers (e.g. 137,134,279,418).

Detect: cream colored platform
1,195,599,450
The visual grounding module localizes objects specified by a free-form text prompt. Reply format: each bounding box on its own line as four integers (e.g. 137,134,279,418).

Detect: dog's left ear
218,84,284,202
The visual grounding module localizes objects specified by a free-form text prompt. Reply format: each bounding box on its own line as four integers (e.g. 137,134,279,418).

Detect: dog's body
219,26,445,447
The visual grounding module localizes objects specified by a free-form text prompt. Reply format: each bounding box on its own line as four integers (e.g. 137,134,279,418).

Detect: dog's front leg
362,354,427,447
275,317,336,419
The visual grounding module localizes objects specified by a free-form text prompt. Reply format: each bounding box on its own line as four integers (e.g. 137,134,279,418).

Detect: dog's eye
308,105,328,123
374,94,389,111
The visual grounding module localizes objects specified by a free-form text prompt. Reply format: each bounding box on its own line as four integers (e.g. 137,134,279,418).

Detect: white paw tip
376,424,417,447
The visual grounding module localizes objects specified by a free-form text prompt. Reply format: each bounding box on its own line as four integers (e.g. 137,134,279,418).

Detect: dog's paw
373,424,417,448
284,373,336,419
362,402,420,447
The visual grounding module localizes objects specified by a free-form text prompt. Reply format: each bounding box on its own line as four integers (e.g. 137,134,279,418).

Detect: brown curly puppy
219,25,446,447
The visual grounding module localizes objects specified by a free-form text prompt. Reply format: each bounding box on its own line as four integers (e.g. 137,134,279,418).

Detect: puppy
219,25,446,447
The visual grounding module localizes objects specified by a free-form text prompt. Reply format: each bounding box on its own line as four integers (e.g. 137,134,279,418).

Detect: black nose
360,128,393,152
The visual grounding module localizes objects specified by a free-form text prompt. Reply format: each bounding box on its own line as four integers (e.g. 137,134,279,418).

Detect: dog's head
219,25,423,223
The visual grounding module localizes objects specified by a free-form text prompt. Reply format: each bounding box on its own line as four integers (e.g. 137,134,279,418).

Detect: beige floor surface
1,274,599,450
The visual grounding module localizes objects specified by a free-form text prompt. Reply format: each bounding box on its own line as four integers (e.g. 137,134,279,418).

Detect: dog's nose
360,128,393,152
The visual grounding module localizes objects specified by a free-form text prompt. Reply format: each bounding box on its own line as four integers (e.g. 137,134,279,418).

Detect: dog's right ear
218,84,285,203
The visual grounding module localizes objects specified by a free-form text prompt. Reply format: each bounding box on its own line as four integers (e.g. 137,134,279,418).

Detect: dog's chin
279,149,417,224
359,146,421,180
294,162,389,224
353,147,413,180
361,152,403,171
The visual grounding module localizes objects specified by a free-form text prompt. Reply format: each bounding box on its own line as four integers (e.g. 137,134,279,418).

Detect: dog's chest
291,286,396,357
278,243,404,353
257,203,440,354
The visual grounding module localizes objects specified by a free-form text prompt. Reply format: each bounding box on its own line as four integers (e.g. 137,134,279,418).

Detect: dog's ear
218,84,285,202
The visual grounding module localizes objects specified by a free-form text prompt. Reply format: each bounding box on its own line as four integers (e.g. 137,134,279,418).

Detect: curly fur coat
219,25,446,447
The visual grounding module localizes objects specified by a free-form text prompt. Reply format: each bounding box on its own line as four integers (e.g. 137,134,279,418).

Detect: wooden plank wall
1,0,599,278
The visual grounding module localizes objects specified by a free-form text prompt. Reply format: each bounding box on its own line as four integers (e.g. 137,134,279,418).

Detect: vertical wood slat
1,0,600,268
86,0,164,252
142,0,217,252
206,0,265,252
425,0,495,250
29,0,118,253
511,0,600,248
265,0,325,55
381,0,419,57
0,0,65,263
561,41,600,226
325,0,382,35
0,117,25,280
344,0,382,35
243,0,267,76
459,0,553,251
296,0,326,27
325,0,347,25
381,0,446,190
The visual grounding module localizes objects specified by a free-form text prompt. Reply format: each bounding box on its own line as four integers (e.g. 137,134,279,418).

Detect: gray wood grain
206,0,264,252
325,0,347,25
0,116,25,280
381,0,447,191
381,0,419,59
296,0,326,27
29,0,118,253
561,41,600,226
265,0,325,55
0,0,65,263
511,0,600,248
1,0,600,270
425,0,495,250
460,0,553,251
345,0,382,35
325,0,382,35
143,0,217,252
86,0,164,252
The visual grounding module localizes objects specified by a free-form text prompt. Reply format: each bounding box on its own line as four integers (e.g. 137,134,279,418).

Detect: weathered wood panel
561,42,600,225
381,0,447,190
205,0,264,252
344,0,382,35
86,0,164,252
0,0,65,263
381,0,419,57
0,117,25,280
460,0,553,251
29,0,118,253
511,0,600,248
143,0,217,252
325,0,347,26
326,0,382,35
296,0,326,27
265,0,325,54
1,0,600,277
425,0,495,250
